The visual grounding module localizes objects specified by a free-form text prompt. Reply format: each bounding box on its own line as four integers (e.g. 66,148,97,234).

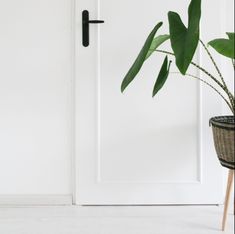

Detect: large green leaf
208,33,235,59
168,0,201,75
121,22,163,92
152,56,172,97
145,35,170,60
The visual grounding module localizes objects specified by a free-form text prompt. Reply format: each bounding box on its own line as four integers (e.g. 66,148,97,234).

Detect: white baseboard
0,195,72,206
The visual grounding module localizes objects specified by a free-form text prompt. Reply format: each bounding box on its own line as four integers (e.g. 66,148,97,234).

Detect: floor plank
0,205,234,234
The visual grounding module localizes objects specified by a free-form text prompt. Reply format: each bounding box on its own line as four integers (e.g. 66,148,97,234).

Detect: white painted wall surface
0,0,73,199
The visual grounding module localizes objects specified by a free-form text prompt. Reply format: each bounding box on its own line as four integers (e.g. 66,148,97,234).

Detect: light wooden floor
0,205,234,234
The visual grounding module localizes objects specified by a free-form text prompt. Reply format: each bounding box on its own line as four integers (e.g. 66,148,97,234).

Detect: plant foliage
208,32,235,59
121,0,235,114
168,0,201,74
152,56,172,97
121,22,163,92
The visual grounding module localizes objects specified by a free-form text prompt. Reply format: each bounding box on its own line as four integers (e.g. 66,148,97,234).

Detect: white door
75,0,225,205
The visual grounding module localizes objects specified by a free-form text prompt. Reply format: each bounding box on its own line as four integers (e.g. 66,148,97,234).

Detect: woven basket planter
210,116,235,170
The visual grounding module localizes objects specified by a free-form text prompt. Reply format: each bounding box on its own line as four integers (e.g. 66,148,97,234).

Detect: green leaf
145,35,170,60
121,22,163,92
152,56,172,97
226,32,234,41
168,0,201,75
208,33,235,59
208,39,234,58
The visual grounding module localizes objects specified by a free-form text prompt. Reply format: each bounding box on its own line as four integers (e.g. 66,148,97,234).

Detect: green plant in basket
121,0,235,169
121,0,234,230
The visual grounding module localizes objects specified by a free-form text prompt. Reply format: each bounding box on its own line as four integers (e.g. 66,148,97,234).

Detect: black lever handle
82,10,104,47
89,20,105,24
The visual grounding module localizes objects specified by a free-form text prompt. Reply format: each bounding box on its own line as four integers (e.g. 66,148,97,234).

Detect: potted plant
121,0,234,230
121,0,234,170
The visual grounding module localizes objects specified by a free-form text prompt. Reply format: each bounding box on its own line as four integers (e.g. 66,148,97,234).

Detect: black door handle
82,10,104,47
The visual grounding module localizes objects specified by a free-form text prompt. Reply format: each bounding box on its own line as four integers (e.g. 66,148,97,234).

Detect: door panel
99,0,198,183
75,0,224,204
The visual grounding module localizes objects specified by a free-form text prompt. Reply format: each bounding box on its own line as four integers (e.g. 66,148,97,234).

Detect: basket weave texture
210,116,235,170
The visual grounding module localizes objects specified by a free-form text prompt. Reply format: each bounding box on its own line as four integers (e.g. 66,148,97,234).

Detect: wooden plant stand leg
222,169,234,231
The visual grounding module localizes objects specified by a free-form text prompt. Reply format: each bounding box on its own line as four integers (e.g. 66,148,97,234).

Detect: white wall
0,0,73,203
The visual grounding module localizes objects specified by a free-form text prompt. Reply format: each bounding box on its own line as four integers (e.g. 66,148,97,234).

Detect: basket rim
209,115,235,129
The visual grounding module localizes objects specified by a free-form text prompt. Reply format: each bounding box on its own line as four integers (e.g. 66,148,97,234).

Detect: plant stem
155,49,235,112
188,74,234,114
155,49,174,56
155,49,224,89
171,72,234,114
200,40,225,84
200,40,234,109
190,61,225,90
